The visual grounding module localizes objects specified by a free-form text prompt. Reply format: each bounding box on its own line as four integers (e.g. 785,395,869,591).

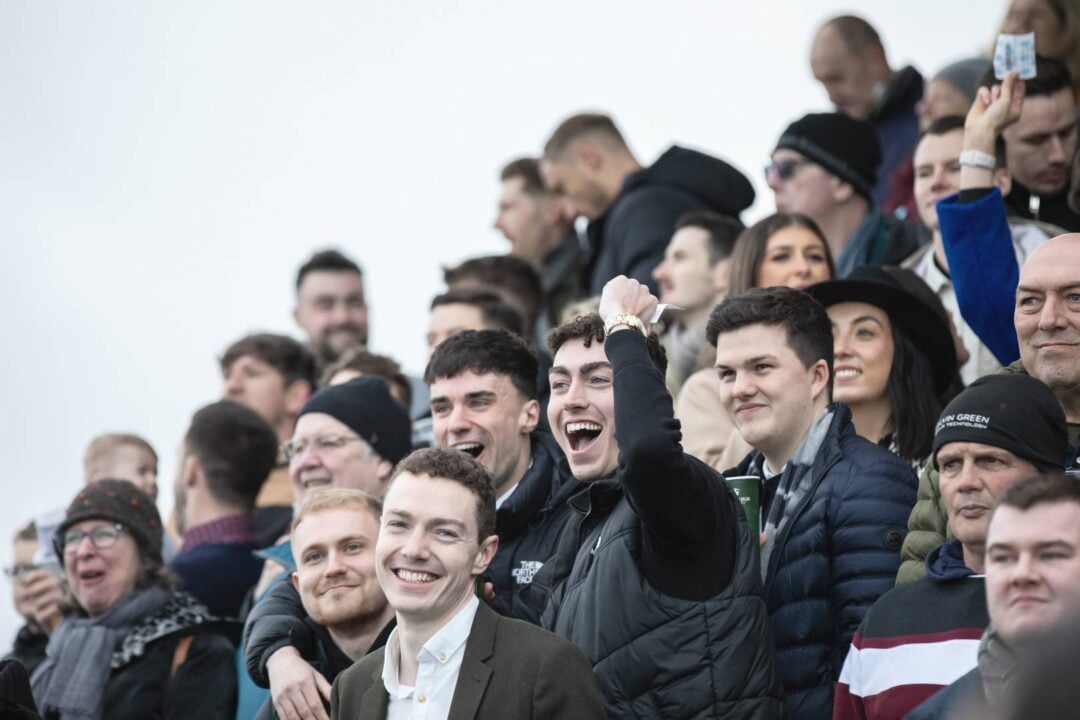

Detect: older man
907,470,1080,718
901,231,1080,581
835,374,1069,720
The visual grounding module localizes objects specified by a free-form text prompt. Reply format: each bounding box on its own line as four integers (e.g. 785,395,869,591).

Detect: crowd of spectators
3,3,1080,718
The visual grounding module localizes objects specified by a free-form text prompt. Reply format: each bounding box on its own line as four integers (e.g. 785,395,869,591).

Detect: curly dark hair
390,447,497,541
546,313,667,373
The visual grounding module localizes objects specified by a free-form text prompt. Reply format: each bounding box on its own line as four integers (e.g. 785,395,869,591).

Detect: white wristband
959,149,996,170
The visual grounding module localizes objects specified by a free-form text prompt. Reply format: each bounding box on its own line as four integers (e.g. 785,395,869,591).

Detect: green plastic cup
725,475,761,538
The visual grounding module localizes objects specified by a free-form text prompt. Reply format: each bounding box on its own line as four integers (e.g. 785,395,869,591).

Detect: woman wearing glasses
676,213,836,471
30,480,236,719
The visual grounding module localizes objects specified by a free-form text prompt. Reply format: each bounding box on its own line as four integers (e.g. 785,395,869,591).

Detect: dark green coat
897,362,1080,585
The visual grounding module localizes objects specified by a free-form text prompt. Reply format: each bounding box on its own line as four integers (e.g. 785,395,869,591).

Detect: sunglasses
764,158,810,182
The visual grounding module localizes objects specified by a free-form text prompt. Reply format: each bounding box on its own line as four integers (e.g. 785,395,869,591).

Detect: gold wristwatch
603,313,647,337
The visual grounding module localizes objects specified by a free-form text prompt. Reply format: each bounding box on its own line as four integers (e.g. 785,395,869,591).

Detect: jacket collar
495,431,578,539
360,603,500,720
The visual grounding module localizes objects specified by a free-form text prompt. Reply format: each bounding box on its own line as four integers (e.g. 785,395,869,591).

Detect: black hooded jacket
487,430,580,617
584,145,754,296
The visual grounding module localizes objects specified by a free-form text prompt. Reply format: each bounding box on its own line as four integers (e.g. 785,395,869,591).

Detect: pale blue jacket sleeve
937,189,1020,365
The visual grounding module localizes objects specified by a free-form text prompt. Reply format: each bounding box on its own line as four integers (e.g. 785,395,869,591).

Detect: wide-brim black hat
806,266,958,395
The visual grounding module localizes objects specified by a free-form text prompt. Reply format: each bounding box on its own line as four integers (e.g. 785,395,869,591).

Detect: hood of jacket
620,145,755,218
495,430,580,540
868,65,923,123
925,538,978,581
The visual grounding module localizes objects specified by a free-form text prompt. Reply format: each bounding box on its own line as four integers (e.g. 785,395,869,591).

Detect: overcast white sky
0,1,1000,642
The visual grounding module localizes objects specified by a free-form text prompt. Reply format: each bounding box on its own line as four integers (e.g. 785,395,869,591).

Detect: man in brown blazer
330,447,604,720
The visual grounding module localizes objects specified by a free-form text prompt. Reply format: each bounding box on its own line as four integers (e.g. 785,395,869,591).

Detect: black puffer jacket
244,578,312,688
727,405,916,720
487,430,579,617
523,331,784,719
584,145,754,296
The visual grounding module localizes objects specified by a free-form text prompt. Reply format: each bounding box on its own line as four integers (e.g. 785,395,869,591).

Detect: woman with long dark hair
807,266,958,464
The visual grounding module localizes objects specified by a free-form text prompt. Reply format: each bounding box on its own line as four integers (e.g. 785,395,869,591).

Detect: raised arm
940,72,1026,366
599,277,738,597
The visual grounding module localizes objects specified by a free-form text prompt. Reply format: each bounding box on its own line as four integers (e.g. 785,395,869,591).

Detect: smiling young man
250,489,395,720
330,447,605,720
710,286,916,720
293,249,369,367
220,333,319,543
518,276,783,719
425,330,578,615
835,374,1069,720
243,377,412,719
907,470,1080,719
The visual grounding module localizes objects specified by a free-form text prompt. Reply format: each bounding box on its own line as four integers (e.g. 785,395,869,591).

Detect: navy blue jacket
172,542,262,620
728,404,917,720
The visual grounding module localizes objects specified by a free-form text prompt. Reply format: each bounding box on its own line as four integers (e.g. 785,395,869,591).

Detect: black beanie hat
58,479,163,561
774,112,881,201
298,376,412,465
932,374,1068,470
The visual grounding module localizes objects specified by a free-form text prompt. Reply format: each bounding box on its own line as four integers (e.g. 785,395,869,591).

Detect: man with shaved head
810,14,923,207
1014,234,1080,435
901,233,1080,582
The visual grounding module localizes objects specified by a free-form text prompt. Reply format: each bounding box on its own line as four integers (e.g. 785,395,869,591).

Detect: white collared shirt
382,596,479,720
494,480,518,510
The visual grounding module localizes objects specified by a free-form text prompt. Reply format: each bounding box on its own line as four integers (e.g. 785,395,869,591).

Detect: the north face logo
511,560,544,585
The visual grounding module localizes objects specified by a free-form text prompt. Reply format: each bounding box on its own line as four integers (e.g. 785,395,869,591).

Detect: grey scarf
976,624,1019,709
759,407,834,577
31,587,170,720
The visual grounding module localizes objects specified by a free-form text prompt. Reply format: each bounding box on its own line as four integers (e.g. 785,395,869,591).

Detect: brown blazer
330,602,605,720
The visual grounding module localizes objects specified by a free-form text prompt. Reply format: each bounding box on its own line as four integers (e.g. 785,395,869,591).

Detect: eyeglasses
3,563,39,579
764,158,810,182
60,523,127,556
281,434,366,462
